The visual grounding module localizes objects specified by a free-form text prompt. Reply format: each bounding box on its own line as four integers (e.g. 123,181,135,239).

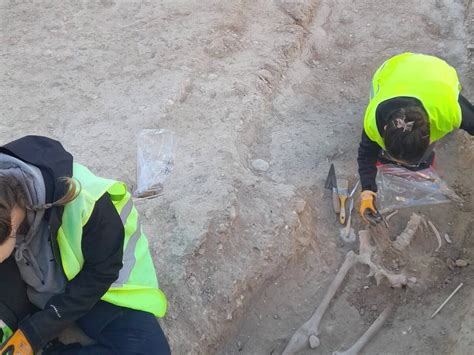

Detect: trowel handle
339,195,347,224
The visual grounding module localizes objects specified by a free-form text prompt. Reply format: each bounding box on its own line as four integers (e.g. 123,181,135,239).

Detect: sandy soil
1,0,473,354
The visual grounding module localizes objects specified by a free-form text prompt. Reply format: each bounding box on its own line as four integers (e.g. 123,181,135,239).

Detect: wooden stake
431,283,464,319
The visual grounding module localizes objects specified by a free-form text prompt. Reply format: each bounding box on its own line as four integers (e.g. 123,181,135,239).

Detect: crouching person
0,136,171,354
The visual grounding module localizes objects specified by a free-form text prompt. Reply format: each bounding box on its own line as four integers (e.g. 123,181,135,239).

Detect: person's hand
0,329,33,355
359,190,383,225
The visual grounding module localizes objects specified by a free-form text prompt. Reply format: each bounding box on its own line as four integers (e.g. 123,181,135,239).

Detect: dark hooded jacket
0,136,124,351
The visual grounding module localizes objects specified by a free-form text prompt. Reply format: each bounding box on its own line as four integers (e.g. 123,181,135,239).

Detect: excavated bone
333,303,394,355
444,233,452,244
427,220,442,252
282,251,359,355
386,210,398,222
393,213,423,251
283,220,417,354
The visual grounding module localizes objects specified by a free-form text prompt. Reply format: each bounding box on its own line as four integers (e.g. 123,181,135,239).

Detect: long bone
282,219,416,354
282,251,359,355
282,235,405,354
333,303,394,355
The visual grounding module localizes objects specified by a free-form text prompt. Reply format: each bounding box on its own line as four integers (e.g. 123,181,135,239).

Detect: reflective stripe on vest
57,163,167,317
363,53,462,149
0,320,13,344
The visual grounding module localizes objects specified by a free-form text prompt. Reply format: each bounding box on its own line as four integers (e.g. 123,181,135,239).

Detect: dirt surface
1,0,473,354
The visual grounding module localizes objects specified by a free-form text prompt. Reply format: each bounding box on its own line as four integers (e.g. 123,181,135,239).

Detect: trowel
324,164,340,214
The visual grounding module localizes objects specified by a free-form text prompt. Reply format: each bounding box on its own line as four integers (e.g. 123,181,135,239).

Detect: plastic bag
134,129,175,198
376,164,462,213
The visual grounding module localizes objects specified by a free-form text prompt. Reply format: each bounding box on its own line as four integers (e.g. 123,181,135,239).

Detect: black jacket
358,94,474,192
0,136,124,351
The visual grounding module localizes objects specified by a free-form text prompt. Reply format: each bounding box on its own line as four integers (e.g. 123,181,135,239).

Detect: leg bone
333,303,394,355
282,251,359,355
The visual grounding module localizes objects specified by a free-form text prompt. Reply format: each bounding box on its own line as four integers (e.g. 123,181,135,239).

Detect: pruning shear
363,209,389,227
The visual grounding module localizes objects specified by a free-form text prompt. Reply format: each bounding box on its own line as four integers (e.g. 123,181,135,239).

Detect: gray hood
0,153,66,308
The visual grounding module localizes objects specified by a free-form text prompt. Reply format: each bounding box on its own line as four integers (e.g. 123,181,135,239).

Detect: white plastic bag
134,129,175,198
376,164,462,213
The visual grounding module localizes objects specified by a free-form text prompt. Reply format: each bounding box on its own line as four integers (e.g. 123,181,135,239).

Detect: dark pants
0,257,171,354
63,301,171,355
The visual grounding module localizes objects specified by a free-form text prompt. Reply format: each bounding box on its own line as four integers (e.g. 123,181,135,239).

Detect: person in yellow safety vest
0,136,170,354
358,53,474,224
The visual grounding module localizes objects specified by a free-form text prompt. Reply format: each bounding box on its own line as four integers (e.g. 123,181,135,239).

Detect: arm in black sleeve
19,193,124,351
358,130,381,192
459,94,474,135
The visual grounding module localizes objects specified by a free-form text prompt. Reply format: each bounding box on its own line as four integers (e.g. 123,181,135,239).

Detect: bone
393,213,423,251
282,251,358,355
284,218,418,354
427,220,442,252
444,233,452,244
333,303,394,355
386,210,398,222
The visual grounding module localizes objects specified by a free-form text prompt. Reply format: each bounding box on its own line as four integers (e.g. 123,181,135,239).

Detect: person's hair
0,175,79,245
383,106,430,163
0,175,27,245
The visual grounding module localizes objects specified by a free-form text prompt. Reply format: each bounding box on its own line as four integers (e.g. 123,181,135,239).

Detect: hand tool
341,180,360,238
364,210,388,227
337,178,349,224
324,164,340,214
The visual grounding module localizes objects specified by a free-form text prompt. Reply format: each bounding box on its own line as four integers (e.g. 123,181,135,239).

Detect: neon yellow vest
364,53,462,149
56,163,167,317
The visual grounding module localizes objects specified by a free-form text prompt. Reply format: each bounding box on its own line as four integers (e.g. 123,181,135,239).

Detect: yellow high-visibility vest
364,52,462,149
57,163,167,317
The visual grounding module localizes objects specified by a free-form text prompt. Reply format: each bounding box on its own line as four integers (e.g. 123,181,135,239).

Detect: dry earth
0,0,473,354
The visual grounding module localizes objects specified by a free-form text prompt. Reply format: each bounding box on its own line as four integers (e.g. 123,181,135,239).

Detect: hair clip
394,117,414,132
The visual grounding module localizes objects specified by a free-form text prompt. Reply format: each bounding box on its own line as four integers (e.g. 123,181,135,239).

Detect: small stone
363,285,369,290
251,159,270,172
371,305,378,311
309,335,320,348
408,277,417,283
359,308,365,316
273,314,280,320
294,198,306,213
455,259,468,267
237,341,243,350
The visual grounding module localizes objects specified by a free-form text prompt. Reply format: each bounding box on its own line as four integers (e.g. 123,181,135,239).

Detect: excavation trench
1,0,472,354
220,0,473,353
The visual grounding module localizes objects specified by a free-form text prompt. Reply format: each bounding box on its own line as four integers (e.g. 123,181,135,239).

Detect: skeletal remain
427,220,442,252
444,233,452,244
393,213,423,251
283,215,425,355
386,210,398,222
333,303,394,355
282,251,359,355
